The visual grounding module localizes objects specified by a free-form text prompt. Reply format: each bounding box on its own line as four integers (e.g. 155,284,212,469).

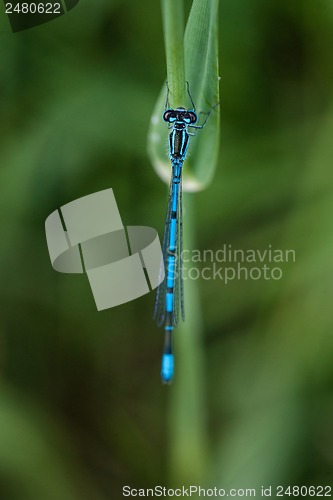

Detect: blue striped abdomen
161,159,183,383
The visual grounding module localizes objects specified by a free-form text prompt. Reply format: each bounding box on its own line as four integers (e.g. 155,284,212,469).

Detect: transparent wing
153,178,173,327
153,175,184,328
179,177,185,321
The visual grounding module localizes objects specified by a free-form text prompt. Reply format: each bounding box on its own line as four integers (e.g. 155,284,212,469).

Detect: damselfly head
177,108,198,124
163,108,198,125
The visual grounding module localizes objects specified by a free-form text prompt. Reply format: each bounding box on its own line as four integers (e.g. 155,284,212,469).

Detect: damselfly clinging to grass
154,82,218,384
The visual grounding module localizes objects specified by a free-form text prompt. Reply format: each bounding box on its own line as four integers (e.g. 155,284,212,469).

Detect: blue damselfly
154,82,218,383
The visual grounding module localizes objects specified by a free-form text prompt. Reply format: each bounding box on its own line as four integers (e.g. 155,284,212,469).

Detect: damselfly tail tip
161,354,174,384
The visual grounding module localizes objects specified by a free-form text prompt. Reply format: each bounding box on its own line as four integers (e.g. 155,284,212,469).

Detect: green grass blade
160,0,186,105
184,0,220,189
168,194,209,486
148,0,220,192
149,0,221,488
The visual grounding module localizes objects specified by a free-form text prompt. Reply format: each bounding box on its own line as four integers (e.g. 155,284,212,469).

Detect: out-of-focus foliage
0,0,332,498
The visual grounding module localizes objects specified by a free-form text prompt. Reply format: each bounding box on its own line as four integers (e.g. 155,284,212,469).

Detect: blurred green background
0,0,333,498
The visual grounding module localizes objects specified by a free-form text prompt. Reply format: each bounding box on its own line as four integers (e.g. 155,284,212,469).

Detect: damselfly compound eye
188,111,198,124
163,109,176,122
